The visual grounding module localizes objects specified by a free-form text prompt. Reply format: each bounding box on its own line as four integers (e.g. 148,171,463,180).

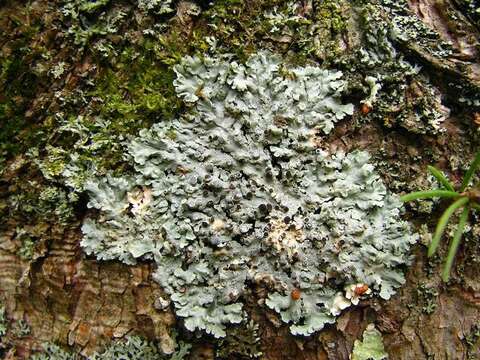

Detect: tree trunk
1,0,479,359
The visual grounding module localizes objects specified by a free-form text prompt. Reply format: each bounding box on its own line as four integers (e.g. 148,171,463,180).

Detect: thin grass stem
460,152,480,191
401,190,460,202
441,206,470,282
472,203,480,211
427,166,455,192
428,197,469,257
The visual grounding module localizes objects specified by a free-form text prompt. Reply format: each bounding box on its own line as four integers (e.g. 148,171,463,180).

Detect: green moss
7,181,77,225
4,0,334,178
200,0,290,58
94,45,181,121
0,12,48,168
316,0,348,33
77,0,111,13
48,42,184,173
38,147,68,179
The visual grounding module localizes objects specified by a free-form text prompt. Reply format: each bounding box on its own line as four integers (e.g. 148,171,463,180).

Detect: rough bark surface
0,0,479,359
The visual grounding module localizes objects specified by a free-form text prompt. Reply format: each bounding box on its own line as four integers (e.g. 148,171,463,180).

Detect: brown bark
1,0,480,359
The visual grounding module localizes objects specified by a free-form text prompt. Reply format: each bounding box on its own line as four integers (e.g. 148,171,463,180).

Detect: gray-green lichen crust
30,336,191,360
81,52,417,337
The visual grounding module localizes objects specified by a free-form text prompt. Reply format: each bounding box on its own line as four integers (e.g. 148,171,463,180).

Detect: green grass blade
460,151,480,191
428,196,469,257
472,203,480,211
441,206,469,282
427,166,454,191
400,190,460,202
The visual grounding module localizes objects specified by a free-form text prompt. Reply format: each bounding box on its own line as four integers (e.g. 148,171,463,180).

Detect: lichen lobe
81,52,417,338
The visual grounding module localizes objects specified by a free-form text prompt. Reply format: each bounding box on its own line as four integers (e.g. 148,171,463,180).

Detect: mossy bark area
1,0,480,359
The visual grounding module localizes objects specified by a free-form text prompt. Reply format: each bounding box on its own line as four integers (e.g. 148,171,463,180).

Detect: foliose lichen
379,0,453,59
30,336,191,360
341,1,449,134
137,0,174,15
12,319,30,337
30,343,78,360
350,324,388,360
60,0,128,47
59,0,177,48
89,336,191,360
81,52,417,337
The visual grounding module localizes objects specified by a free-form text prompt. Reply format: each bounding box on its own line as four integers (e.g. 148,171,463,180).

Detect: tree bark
0,0,479,359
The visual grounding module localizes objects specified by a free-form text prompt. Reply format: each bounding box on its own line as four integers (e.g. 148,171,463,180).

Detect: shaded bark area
381,252,480,359
1,0,480,359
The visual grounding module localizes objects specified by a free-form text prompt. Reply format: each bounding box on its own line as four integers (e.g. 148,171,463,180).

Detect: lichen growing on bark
350,324,388,360
80,52,417,338
1,0,479,357
30,336,191,360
